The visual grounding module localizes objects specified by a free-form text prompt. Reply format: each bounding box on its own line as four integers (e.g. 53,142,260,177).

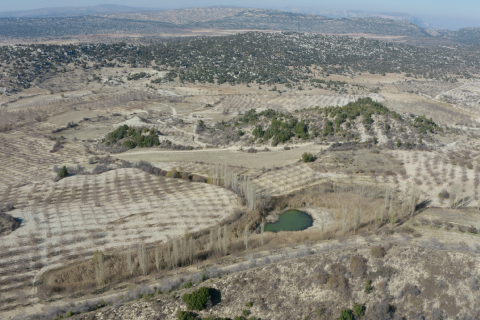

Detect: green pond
264,210,313,232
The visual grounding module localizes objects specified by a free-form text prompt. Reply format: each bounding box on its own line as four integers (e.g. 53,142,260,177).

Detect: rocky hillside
198,98,442,149
38,240,480,320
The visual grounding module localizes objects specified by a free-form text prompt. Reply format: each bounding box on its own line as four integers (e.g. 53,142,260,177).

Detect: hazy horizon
0,1,479,30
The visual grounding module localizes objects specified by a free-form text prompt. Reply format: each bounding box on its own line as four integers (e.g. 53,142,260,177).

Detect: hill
190,10,429,37
0,4,161,18
444,27,480,45
279,7,443,30
0,16,181,38
96,6,245,24
0,7,432,40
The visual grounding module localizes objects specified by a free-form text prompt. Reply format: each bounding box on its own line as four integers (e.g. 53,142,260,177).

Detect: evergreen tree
58,166,68,178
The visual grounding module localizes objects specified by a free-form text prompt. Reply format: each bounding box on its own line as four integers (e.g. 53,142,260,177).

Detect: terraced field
0,168,242,312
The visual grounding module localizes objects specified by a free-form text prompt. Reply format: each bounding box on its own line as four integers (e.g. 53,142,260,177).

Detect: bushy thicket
413,115,442,134
302,152,315,163
182,287,211,311
104,125,159,149
203,98,436,147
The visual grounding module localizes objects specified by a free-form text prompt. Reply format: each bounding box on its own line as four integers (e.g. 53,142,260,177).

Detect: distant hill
2,6,479,44
0,16,180,38
187,9,430,37
444,27,480,45
96,6,245,24
0,4,164,18
279,7,443,30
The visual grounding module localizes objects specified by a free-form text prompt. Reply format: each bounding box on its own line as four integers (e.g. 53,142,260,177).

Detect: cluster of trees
200,98,439,148
413,115,442,134
322,98,403,131
127,72,151,81
104,125,160,149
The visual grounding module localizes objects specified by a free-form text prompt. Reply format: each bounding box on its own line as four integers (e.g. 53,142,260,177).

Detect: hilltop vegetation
199,98,441,148
1,32,478,92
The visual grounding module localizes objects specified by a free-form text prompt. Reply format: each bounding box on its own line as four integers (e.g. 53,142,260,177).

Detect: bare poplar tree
244,226,249,249
374,209,379,228
189,237,194,264
409,187,419,219
155,246,160,272
342,207,348,235
93,251,105,285
181,238,187,266
223,225,229,255
138,243,147,276
353,208,361,234
260,222,265,246
217,225,222,254
209,228,214,254
384,188,390,211
389,200,396,226
166,240,171,269
127,248,134,275
450,185,458,208
173,239,178,268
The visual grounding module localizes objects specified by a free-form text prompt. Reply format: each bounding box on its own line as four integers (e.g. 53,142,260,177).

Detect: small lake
264,210,313,232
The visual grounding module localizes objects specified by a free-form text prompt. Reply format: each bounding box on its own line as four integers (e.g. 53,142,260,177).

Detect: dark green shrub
245,301,253,307
184,281,193,289
182,287,210,311
438,189,450,199
177,311,196,320
242,309,249,316
353,303,366,316
143,293,153,302
123,140,137,149
338,309,353,320
57,166,68,178
302,152,315,163
365,279,372,294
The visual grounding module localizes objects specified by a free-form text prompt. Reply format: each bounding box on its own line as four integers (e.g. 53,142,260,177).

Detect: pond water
264,210,313,232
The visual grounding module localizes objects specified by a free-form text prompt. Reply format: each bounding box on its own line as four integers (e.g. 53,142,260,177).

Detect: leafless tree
342,207,348,235
209,228,214,255
93,251,105,285
217,225,222,255
244,226,249,249
260,222,265,246
127,248,134,275
138,243,147,276
173,239,178,268
155,246,160,272
353,208,361,234
189,237,194,265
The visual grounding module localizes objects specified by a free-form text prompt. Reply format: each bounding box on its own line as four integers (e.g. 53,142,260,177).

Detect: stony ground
59,238,480,320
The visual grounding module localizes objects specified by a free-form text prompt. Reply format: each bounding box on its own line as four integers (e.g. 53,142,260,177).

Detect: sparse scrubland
0,25,480,320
